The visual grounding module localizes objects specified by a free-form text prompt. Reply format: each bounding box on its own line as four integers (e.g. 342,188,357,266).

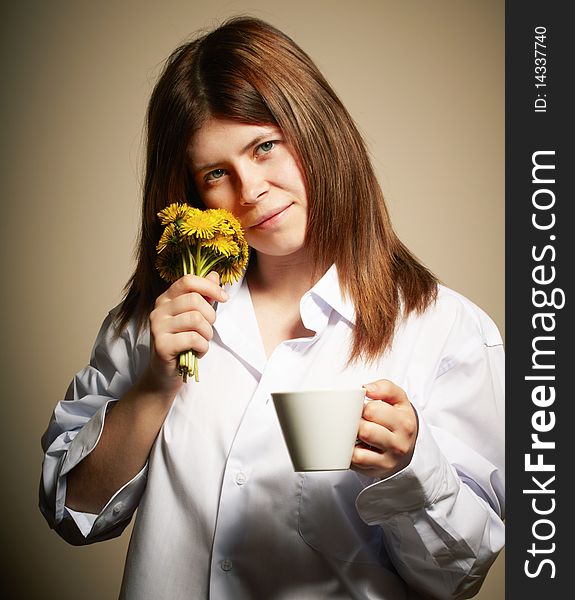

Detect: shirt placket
208,342,302,598
208,281,333,598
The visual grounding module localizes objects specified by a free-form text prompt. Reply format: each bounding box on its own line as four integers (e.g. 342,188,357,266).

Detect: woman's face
189,118,308,258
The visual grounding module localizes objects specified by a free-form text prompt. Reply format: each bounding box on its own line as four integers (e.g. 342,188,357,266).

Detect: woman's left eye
205,168,226,181
256,140,275,154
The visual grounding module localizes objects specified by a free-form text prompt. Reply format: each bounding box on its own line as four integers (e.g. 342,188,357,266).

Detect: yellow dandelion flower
219,256,248,285
181,209,219,239
156,222,179,253
211,208,243,237
239,237,249,265
201,234,240,258
216,238,249,285
157,202,191,226
155,247,184,283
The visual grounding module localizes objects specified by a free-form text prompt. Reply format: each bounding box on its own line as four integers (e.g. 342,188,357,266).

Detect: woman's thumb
206,271,220,284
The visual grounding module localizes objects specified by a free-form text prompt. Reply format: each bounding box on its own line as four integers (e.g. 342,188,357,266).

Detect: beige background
0,0,504,597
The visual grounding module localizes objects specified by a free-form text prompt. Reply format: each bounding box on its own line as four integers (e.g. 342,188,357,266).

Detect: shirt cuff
355,416,460,525
65,465,148,539
56,399,148,539
60,400,115,477
65,506,98,537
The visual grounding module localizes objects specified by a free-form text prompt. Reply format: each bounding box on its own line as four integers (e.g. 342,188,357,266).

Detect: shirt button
112,502,123,515
235,472,247,486
221,559,233,571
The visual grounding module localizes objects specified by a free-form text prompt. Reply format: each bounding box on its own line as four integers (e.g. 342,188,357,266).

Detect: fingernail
220,290,229,301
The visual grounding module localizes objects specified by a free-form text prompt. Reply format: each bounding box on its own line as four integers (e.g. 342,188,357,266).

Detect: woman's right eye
205,168,226,182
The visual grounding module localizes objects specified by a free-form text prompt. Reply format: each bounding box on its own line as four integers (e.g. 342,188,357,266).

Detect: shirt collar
307,264,356,325
212,264,356,375
214,274,266,373
216,263,356,325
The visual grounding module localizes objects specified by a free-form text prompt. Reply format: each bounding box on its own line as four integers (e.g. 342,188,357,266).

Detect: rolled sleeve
355,291,505,599
60,401,149,541
39,308,150,545
64,459,148,539
356,416,460,523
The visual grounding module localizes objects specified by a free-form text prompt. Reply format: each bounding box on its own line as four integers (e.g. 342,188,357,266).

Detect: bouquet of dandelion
155,203,249,382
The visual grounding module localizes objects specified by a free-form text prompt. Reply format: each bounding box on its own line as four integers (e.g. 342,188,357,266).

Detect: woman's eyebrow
238,128,281,156
192,159,222,174
193,129,280,173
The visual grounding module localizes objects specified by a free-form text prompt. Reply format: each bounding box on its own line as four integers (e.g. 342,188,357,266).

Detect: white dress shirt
40,265,505,600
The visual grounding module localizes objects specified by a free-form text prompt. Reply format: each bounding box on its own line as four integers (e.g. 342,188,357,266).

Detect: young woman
40,16,504,600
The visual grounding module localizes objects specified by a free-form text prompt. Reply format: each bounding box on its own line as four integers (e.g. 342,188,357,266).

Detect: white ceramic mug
271,388,366,471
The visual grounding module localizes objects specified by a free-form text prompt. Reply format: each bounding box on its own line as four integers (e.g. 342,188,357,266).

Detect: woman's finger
158,273,229,305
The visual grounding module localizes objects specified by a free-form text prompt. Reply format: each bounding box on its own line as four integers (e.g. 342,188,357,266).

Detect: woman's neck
247,250,318,301
246,250,321,357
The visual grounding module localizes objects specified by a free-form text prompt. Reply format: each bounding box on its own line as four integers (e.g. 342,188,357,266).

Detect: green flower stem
176,242,218,384
177,247,196,383
195,241,202,275
188,245,196,275
198,252,225,277
174,243,232,383
192,243,202,383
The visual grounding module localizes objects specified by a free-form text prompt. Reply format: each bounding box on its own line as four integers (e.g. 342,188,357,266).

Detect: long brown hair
117,16,438,363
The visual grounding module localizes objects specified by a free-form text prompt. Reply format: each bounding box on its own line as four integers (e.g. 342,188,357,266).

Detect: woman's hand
145,271,228,393
351,379,418,479
67,273,227,513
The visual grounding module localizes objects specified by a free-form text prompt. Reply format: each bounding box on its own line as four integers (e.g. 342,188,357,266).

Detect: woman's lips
251,204,292,229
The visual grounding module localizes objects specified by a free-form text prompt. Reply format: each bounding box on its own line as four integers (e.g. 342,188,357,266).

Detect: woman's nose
238,166,269,204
